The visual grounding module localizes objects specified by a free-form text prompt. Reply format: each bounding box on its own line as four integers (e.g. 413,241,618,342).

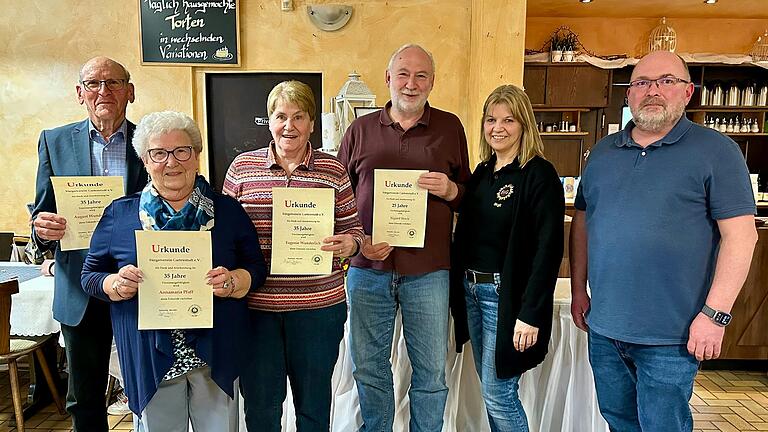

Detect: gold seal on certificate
372,169,428,248
50,176,124,251
135,231,213,330
271,187,334,275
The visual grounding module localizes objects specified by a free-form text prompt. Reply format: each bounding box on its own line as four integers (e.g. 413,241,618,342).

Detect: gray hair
133,111,202,159
78,57,131,82
386,44,436,75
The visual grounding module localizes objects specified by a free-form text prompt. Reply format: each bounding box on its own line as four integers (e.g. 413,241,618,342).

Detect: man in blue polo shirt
569,51,758,431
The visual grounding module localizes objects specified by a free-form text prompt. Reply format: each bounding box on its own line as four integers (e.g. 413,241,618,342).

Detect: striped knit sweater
223,144,365,312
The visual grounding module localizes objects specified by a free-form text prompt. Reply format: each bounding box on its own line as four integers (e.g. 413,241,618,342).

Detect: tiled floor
0,369,766,431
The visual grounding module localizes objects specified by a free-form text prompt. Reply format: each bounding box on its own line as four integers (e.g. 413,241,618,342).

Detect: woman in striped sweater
223,80,365,431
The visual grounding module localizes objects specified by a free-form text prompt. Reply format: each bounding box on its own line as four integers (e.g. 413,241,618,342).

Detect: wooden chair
0,279,65,431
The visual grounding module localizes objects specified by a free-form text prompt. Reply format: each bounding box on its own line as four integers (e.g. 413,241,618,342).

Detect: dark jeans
239,302,346,432
60,298,112,432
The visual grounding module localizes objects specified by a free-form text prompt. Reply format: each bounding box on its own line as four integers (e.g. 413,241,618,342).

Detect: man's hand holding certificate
50,176,124,251
372,169,428,248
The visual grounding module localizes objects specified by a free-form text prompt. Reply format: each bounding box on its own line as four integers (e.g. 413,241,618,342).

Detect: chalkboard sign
205,72,324,192
138,0,240,66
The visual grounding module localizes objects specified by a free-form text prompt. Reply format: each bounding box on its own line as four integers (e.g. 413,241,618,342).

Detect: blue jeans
347,268,449,432
239,303,347,432
588,329,699,432
464,277,529,432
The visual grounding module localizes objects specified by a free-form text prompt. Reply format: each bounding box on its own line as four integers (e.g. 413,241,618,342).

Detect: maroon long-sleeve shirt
338,101,471,275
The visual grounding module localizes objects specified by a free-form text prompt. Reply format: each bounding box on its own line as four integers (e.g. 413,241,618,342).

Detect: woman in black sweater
451,84,564,431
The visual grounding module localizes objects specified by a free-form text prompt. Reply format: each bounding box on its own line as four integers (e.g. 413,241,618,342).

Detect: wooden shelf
540,132,589,136
688,107,768,112
533,107,590,112
726,133,768,136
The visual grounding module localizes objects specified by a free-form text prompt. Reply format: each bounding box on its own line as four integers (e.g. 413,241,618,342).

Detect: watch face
713,311,732,326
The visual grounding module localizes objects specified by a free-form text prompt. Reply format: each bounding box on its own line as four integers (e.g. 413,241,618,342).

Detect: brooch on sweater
494,184,514,207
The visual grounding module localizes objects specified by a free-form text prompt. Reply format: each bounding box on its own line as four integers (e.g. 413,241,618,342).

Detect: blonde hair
479,84,545,168
267,80,316,121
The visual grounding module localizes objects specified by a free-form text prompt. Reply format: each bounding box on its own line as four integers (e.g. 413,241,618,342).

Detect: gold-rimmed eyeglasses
628,76,690,90
147,146,194,163
79,79,129,92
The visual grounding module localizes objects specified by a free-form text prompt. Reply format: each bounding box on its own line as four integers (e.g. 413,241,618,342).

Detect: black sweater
450,155,564,378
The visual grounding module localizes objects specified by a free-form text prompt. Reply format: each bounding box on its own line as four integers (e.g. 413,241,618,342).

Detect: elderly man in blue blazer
31,56,147,432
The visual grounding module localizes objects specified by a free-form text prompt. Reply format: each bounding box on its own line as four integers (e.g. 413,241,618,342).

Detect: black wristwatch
701,304,732,327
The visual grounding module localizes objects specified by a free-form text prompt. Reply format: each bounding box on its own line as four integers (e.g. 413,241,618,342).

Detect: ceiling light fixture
703,0,717,4
580,0,593,3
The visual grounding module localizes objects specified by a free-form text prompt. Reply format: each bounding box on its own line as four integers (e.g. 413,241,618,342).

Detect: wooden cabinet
545,66,610,107
720,225,768,360
523,63,611,108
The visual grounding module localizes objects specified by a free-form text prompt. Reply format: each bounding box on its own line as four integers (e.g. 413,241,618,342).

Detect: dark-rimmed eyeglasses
79,79,128,92
628,76,690,90
147,146,194,163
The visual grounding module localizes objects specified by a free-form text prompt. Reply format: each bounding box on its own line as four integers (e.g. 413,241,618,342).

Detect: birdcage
648,17,677,53
750,30,768,62
333,72,376,135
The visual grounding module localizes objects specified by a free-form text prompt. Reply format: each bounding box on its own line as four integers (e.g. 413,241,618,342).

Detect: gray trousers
133,366,239,432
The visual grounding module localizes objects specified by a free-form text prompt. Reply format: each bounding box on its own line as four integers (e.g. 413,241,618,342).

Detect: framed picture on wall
354,106,383,118
204,72,323,192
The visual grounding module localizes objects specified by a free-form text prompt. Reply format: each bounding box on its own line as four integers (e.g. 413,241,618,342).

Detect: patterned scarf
138,174,214,381
139,174,215,232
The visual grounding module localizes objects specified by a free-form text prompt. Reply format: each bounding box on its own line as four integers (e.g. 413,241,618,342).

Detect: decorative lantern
333,71,376,135
750,30,768,62
648,17,677,53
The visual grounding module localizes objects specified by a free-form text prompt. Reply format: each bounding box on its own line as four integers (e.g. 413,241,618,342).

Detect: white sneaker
107,390,131,415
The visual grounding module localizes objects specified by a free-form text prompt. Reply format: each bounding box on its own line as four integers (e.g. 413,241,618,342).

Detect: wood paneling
545,66,610,107
542,136,583,177
523,66,547,105
721,226,768,360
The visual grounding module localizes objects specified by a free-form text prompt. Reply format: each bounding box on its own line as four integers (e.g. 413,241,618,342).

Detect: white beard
631,99,686,133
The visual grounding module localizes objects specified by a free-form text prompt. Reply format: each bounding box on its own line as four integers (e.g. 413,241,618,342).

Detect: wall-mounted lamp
307,5,353,32
281,0,293,12
579,0,593,3
703,0,717,4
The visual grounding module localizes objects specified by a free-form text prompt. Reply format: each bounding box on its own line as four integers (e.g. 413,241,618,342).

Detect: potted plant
550,33,564,62
562,32,578,62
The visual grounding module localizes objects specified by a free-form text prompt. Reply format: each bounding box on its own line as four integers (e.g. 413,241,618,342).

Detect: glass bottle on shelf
719,118,727,133
752,119,760,133
726,119,734,133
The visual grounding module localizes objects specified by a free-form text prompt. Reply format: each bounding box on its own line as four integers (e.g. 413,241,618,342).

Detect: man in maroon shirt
338,44,471,432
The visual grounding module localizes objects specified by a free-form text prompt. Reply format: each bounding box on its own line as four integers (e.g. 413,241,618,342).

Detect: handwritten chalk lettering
168,32,224,48
145,0,181,14
165,13,205,31
159,44,208,60
183,0,236,15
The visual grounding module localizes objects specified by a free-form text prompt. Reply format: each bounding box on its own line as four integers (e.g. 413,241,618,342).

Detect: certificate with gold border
271,187,334,275
51,176,124,251
136,230,213,330
372,169,428,248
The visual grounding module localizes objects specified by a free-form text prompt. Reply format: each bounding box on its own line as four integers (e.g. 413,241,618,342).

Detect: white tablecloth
269,278,608,432
4,264,59,337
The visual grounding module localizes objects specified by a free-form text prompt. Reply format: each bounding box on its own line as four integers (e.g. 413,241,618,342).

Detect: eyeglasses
628,76,690,90
79,79,128,92
147,146,194,163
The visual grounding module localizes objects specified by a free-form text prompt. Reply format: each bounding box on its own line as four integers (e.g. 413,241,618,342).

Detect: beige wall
526,17,767,57
1,0,526,235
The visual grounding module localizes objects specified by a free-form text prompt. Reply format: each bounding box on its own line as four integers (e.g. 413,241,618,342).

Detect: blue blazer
32,119,147,326
81,193,267,415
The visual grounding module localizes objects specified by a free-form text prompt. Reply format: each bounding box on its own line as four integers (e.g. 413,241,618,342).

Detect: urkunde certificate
271,187,334,275
50,176,124,251
372,169,428,248
135,230,213,330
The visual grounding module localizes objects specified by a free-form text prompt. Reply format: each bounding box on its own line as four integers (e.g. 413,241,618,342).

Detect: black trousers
60,298,113,432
